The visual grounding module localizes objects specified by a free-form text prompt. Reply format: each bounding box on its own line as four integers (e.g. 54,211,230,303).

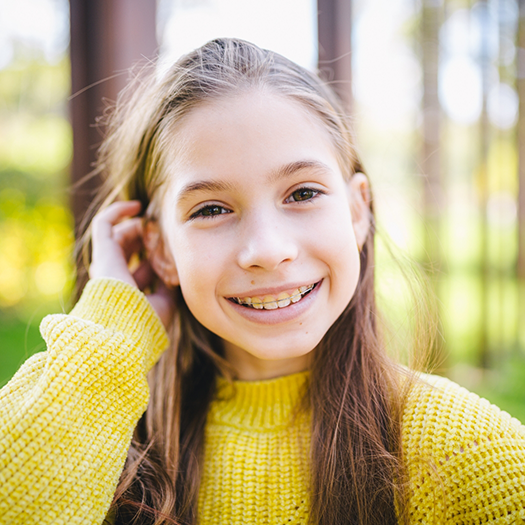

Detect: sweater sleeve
0,278,169,525
403,373,525,524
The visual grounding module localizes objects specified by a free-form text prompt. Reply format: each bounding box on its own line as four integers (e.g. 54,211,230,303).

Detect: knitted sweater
0,279,524,524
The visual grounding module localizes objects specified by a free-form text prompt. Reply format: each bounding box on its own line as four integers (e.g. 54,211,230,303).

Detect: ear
143,220,180,287
347,172,372,251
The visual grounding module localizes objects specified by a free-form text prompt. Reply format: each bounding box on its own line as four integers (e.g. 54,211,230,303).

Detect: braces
233,283,315,308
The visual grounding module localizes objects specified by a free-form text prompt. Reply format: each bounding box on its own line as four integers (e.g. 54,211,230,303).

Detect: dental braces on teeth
232,283,315,310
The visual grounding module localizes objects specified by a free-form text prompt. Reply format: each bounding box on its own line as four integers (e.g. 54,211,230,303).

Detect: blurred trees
435,0,523,368
0,53,74,383
353,0,524,422
421,0,444,368
0,57,74,319
518,0,525,364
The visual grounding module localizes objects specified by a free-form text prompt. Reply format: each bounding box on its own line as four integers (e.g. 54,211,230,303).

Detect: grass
0,317,45,387
471,356,525,424
448,353,525,424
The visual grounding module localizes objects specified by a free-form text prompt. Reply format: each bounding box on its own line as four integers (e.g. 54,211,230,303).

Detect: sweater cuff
69,278,169,371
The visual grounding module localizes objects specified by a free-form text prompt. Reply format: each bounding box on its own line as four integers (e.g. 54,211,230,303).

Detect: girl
1,38,524,525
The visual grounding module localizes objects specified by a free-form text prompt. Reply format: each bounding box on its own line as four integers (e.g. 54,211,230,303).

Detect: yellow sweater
0,279,524,524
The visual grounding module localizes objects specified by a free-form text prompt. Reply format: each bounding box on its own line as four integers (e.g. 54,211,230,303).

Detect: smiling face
148,89,369,380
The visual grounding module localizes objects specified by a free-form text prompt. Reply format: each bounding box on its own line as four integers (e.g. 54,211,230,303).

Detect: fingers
93,200,142,226
92,201,142,250
113,218,144,262
89,200,177,329
90,201,143,286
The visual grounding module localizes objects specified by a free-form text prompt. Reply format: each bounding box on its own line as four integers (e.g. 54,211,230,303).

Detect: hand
90,201,176,329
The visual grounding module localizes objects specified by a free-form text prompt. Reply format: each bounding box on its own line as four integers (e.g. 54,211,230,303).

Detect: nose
236,210,299,271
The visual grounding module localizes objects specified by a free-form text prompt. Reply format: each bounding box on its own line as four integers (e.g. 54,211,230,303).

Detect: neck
223,343,312,381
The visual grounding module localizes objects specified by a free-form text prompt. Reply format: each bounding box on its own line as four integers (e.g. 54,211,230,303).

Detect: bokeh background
1,0,524,421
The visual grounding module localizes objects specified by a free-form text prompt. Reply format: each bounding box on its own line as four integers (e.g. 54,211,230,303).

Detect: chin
225,333,322,364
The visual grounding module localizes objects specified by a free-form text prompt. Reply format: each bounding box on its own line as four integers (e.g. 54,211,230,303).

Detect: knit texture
1,278,524,524
0,278,168,525
198,373,311,524
403,373,525,523
196,372,525,524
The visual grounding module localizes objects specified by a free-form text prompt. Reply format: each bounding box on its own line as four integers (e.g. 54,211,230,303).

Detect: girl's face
149,90,370,380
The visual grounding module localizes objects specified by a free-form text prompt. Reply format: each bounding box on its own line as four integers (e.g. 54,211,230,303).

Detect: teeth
290,289,301,303
277,292,291,308
251,297,263,309
234,283,315,309
263,296,278,310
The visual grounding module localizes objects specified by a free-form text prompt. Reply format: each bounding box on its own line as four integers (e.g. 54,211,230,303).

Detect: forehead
163,89,340,193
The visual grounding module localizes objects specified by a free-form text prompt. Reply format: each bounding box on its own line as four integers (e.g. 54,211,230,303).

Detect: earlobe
347,172,372,250
143,220,180,287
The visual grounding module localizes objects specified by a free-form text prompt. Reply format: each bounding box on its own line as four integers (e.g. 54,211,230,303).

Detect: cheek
314,207,360,295
170,231,229,306
314,204,357,258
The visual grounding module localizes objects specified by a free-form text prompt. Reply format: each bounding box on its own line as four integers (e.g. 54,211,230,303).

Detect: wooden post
477,0,491,368
317,0,353,110
421,0,443,252
518,0,525,350
69,0,157,238
69,0,157,293
421,0,444,368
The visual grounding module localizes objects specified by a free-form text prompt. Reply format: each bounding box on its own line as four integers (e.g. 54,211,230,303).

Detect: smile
230,283,316,310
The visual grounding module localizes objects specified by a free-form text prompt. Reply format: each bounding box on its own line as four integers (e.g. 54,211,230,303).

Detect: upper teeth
233,284,314,310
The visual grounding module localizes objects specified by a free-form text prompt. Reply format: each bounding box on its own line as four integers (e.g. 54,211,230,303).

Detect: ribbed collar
208,371,310,431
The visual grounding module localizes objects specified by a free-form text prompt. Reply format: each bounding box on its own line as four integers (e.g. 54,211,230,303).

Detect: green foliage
0,57,74,320
0,318,44,387
451,354,525,424
0,189,74,311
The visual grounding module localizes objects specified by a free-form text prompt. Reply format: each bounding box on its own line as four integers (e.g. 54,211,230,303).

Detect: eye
286,187,322,203
190,204,231,219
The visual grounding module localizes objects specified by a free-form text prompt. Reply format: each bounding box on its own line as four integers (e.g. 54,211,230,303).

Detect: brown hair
83,38,423,525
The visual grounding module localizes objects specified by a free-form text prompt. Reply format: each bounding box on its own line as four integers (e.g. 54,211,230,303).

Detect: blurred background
0,0,524,420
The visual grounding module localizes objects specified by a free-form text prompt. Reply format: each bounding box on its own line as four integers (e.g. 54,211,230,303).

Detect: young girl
1,38,524,525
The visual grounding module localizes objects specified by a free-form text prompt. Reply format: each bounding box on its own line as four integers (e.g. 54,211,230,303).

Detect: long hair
81,38,423,524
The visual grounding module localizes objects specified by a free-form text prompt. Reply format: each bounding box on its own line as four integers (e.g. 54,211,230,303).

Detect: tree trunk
477,0,491,368
317,0,353,111
517,0,525,350
421,0,444,368
69,0,157,293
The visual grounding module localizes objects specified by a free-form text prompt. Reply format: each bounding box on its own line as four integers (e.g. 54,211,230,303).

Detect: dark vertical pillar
69,0,156,294
69,0,157,238
421,0,444,368
477,0,491,368
317,0,353,110
421,0,442,231
517,0,525,351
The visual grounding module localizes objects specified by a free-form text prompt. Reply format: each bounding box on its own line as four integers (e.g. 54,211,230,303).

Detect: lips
229,283,317,310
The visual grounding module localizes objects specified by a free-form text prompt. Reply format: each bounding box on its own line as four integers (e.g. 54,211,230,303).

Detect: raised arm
0,202,174,525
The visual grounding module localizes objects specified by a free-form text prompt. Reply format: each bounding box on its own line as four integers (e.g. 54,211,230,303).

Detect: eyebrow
177,180,235,203
177,159,331,203
268,159,332,183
